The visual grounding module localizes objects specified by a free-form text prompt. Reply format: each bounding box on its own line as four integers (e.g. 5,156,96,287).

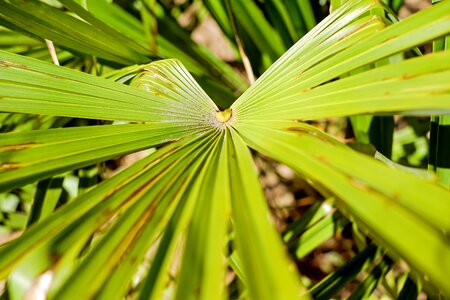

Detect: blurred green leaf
311,244,379,299
229,0,285,62
0,0,153,65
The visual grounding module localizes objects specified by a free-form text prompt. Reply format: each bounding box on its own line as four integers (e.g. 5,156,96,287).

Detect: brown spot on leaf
0,162,20,171
350,178,371,192
315,155,329,163
338,16,381,41
391,191,400,201
296,70,305,77
0,60,27,69
50,74,65,80
0,142,40,151
286,127,334,145
298,85,319,94
102,208,113,217
298,87,313,94
401,73,418,80
50,253,63,264
381,36,397,44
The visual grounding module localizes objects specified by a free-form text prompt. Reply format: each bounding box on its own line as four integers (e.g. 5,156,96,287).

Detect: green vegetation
0,0,449,299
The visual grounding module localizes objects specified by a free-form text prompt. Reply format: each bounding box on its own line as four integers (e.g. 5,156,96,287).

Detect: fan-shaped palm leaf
1,0,450,299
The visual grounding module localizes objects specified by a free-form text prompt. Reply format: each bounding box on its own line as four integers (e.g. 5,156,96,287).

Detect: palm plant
0,0,449,299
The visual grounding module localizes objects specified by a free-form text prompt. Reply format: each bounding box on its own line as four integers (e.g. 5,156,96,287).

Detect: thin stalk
45,39,60,65
224,0,255,84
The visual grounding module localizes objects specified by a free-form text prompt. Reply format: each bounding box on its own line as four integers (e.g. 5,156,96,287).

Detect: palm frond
1,0,450,298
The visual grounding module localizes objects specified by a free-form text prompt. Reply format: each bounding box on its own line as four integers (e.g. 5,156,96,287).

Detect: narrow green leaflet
233,0,385,109
0,53,220,192
310,244,379,299
229,6,450,296
1,0,450,298
0,133,206,278
229,0,285,61
283,199,335,242
175,133,229,300
227,129,308,300
27,177,64,227
0,28,39,46
3,132,223,300
0,124,190,192
0,51,217,124
84,0,247,98
263,0,298,47
285,204,349,260
0,57,221,290
234,124,450,296
0,0,152,65
236,52,450,120
131,59,219,127
137,189,196,300
294,0,316,30
51,134,217,299
232,0,450,118
347,256,393,300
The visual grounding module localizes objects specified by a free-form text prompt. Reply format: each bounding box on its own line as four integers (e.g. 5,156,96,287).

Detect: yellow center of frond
215,109,232,123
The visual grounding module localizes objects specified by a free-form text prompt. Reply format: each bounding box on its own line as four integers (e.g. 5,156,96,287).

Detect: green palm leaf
0,124,191,192
227,129,307,299
235,124,450,295
1,0,450,299
0,0,153,65
233,0,450,119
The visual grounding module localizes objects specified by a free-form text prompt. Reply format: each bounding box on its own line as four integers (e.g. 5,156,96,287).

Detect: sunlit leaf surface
1,0,450,299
